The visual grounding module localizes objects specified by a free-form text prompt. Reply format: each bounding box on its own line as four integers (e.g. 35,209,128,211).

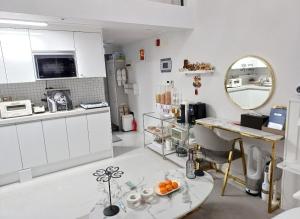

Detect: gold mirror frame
224,55,275,110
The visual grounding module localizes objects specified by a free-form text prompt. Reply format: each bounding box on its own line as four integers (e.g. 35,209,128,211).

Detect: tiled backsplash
0,78,105,107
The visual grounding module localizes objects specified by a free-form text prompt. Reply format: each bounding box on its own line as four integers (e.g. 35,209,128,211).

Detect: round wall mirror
225,56,275,110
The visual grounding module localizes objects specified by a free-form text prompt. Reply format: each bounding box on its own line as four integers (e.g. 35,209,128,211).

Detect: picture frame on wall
46,89,73,111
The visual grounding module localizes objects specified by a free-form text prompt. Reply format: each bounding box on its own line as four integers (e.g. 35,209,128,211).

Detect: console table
196,117,284,213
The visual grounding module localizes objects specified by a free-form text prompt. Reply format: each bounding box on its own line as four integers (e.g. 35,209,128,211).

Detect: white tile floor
0,132,162,219
0,131,281,219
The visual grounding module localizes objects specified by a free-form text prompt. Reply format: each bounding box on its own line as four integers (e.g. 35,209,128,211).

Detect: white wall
123,0,300,209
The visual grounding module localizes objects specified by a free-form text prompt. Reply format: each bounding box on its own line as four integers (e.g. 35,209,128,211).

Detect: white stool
272,207,300,219
272,190,300,219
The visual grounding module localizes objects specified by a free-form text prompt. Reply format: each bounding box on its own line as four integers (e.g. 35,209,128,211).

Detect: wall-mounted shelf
181,70,214,76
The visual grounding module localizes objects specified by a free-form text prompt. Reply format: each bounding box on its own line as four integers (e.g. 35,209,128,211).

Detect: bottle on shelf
186,149,196,179
261,168,270,201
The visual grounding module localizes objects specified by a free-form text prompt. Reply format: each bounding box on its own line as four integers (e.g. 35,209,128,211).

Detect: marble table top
88,169,213,219
196,117,284,142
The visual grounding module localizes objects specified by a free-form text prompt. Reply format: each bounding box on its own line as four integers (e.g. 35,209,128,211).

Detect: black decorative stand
93,166,124,217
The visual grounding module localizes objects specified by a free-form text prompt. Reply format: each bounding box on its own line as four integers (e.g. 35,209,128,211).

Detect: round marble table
88,169,213,219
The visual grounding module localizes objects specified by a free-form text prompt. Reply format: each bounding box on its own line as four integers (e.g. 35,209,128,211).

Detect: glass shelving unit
143,112,194,167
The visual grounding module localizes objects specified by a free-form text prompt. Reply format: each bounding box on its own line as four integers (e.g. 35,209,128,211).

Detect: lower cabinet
66,115,90,158
0,125,22,175
42,118,70,163
0,110,112,177
16,121,47,168
87,112,112,153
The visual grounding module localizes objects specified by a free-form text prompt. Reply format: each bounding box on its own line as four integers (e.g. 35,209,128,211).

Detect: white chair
193,124,247,195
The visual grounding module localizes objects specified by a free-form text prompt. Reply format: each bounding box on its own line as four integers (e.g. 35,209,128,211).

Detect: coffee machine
188,102,206,125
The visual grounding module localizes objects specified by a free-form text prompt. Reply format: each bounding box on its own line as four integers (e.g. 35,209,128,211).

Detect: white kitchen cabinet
66,115,90,158
16,122,47,168
74,32,106,78
42,118,70,163
0,125,22,175
29,30,75,51
0,28,35,83
87,112,112,153
0,44,7,84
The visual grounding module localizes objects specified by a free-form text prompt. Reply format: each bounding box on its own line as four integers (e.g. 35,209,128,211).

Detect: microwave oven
227,78,242,88
0,100,32,119
34,53,77,79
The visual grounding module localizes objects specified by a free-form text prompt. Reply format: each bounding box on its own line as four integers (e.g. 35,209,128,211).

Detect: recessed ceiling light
0,19,48,27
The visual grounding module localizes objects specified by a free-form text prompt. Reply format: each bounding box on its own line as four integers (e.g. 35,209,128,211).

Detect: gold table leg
239,139,247,177
268,141,280,213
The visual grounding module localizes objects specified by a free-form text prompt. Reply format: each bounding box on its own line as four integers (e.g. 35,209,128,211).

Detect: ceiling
0,11,185,46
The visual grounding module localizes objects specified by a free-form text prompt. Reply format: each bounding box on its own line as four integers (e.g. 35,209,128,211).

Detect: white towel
121,68,127,82
116,69,122,80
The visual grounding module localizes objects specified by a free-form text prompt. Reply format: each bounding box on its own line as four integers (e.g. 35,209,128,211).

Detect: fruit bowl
155,180,181,196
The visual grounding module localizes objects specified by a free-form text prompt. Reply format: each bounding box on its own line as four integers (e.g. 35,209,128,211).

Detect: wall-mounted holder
93,166,124,217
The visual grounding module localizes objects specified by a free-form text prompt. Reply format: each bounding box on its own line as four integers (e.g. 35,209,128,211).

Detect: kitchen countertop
0,107,110,126
227,84,271,92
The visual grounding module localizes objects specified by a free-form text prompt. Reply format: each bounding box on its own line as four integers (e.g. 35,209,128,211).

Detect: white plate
155,180,181,196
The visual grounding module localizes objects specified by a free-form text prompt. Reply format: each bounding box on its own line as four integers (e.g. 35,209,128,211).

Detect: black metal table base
103,205,120,217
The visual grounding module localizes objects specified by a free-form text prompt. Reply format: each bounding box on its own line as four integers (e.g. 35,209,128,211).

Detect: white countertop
196,117,284,142
0,107,110,126
227,84,271,92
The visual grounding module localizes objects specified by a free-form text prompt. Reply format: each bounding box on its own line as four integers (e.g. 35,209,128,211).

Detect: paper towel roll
141,188,154,201
126,193,141,208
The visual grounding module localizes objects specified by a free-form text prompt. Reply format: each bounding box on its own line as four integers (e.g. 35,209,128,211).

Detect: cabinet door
66,115,90,158
29,30,75,51
42,118,70,163
87,112,112,153
0,125,22,175
0,28,35,83
17,122,47,168
74,32,106,78
0,43,7,84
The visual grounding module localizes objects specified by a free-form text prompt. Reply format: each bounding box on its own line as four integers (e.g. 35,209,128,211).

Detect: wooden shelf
181,70,214,76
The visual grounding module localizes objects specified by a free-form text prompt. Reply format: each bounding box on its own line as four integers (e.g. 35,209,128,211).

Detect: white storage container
122,114,133,131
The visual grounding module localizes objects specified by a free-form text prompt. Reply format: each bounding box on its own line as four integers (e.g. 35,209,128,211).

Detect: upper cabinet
0,28,106,84
29,30,75,51
74,32,106,78
0,28,35,83
0,45,7,84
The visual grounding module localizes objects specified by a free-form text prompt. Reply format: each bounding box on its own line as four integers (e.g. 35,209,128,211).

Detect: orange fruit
160,187,167,194
166,184,173,192
165,180,172,185
159,182,166,188
172,181,179,189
